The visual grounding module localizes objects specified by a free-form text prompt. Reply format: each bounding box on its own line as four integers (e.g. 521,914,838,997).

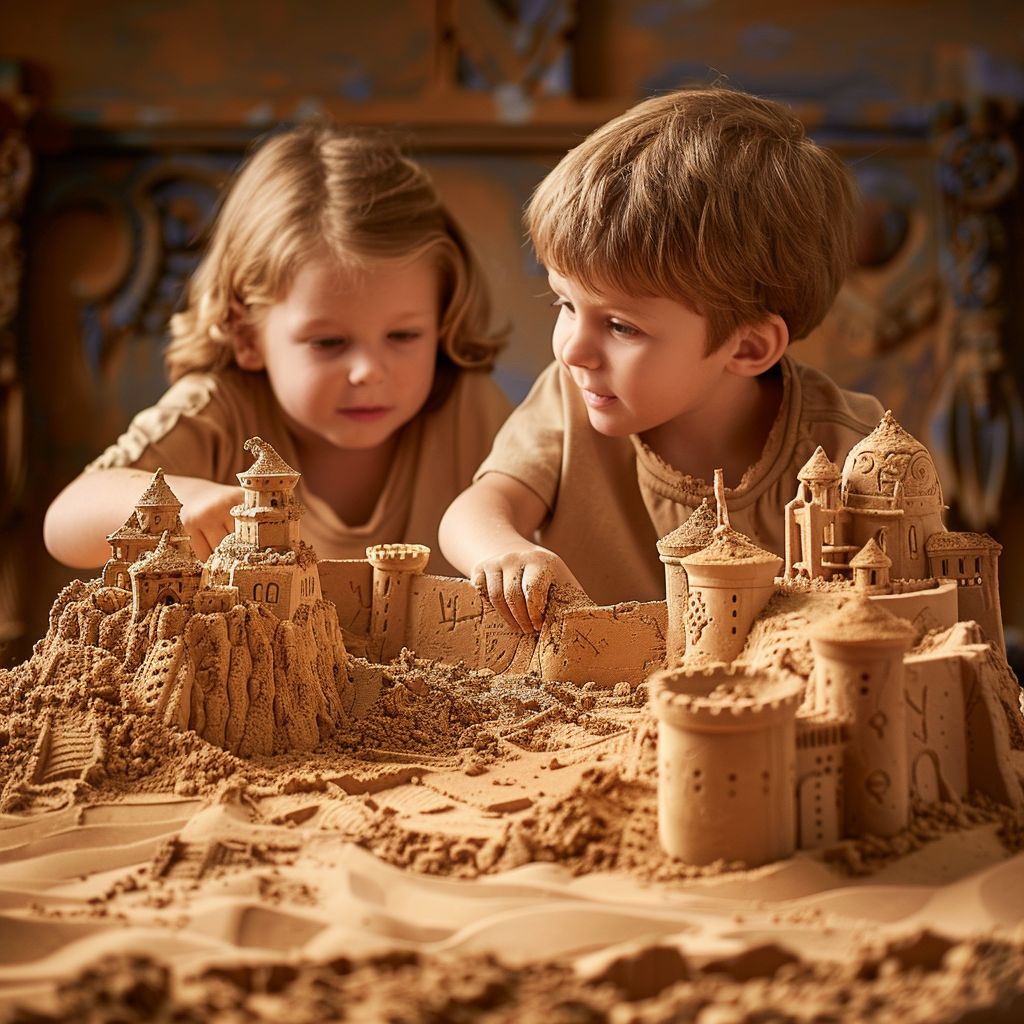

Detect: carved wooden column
930,94,1023,531
0,62,33,656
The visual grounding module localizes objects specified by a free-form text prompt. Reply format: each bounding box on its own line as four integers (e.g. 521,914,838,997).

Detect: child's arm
439,472,583,633
44,468,241,568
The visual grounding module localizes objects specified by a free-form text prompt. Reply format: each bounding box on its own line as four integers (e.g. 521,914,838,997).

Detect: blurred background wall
1,0,1023,658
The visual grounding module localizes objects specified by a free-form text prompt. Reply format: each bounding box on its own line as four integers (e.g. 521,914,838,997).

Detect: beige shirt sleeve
473,361,565,509
84,369,283,484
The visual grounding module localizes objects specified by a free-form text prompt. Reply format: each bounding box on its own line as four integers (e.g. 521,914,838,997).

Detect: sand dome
842,411,942,504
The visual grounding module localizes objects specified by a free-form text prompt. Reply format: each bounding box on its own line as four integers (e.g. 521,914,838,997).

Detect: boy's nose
559,324,600,369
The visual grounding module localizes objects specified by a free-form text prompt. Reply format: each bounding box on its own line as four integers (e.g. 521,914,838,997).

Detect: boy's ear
724,314,789,377
229,300,265,372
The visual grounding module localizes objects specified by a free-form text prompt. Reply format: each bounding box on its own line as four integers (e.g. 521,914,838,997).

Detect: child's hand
171,478,243,560
472,548,581,633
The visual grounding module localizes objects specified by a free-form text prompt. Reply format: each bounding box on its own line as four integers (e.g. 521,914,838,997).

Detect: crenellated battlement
366,543,431,573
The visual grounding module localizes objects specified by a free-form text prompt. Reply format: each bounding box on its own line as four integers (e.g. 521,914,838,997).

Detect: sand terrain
3,635,1024,1023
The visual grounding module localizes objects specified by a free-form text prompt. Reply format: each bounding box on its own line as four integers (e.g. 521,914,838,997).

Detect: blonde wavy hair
166,124,502,396
527,88,859,353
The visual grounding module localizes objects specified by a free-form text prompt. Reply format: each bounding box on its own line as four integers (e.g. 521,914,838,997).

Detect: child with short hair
439,88,884,632
45,125,511,575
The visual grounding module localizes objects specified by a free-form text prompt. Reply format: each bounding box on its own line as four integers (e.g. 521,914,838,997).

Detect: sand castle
3,417,1024,1021
5,414,1020,854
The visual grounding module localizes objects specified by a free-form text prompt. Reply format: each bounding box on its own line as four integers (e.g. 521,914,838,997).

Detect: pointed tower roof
811,595,916,645
241,436,299,479
798,446,841,484
681,469,782,568
850,537,892,570
859,409,923,453
682,526,782,567
136,468,182,509
657,499,717,559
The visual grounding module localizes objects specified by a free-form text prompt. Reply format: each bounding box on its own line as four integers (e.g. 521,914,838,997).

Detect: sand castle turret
840,411,944,580
232,437,304,552
649,663,803,867
366,543,430,662
206,437,322,618
925,531,1004,656
785,447,857,579
850,536,892,593
810,598,916,838
128,530,204,619
657,499,716,662
679,473,782,664
103,469,192,589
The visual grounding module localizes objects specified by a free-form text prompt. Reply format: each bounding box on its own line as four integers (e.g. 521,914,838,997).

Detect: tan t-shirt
474,355,885,605
89,365,512,577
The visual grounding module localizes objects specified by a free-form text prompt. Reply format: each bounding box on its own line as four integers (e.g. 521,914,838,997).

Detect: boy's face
234,253,440,454
548,270,739,438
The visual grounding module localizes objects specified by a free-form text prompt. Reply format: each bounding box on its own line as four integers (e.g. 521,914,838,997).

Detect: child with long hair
45,125,510,575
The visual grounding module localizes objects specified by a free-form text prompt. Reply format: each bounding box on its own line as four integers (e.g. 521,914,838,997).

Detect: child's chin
585,410,634,438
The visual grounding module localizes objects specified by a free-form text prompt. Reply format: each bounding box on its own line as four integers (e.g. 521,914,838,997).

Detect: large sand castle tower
650,663,803,868
810,598,917,838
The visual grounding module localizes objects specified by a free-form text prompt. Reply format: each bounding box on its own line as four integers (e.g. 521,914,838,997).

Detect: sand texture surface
3,582,1024,1022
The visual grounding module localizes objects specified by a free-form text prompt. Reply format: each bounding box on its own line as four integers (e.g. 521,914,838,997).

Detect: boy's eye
609,319,641,337
551,297,574,314
308,336,347,350
388,330,422,342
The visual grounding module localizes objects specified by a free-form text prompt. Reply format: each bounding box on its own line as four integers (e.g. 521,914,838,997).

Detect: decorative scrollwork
930,98,1024,530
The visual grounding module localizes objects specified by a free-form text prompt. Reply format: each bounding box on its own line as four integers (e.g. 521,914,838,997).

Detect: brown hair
527,88,859,352
166,124,502,392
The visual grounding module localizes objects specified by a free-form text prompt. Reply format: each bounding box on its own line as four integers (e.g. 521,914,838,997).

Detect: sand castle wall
320,560,667,685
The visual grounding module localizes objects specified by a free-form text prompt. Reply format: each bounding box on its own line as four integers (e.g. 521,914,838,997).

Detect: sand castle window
975,557,981,574
909,526,917,555
253,584,263,600
267,583,279,604
942,559,949,575
959,558,965,575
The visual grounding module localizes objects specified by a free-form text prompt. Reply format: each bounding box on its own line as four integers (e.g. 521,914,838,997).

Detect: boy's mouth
339,406,392,423
580,388,617,410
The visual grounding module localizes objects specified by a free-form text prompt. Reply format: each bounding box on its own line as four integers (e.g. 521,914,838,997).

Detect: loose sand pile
3,579,1024,1022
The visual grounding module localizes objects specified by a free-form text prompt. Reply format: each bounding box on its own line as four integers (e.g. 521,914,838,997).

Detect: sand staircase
0,711,106,813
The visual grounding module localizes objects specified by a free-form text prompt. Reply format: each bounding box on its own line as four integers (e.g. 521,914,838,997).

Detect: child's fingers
475,567,519,632
473,565,537,634
522,564,553,632
502,568,536,634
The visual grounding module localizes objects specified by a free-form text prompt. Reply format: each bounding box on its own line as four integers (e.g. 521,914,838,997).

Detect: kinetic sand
3,420,1024,1022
